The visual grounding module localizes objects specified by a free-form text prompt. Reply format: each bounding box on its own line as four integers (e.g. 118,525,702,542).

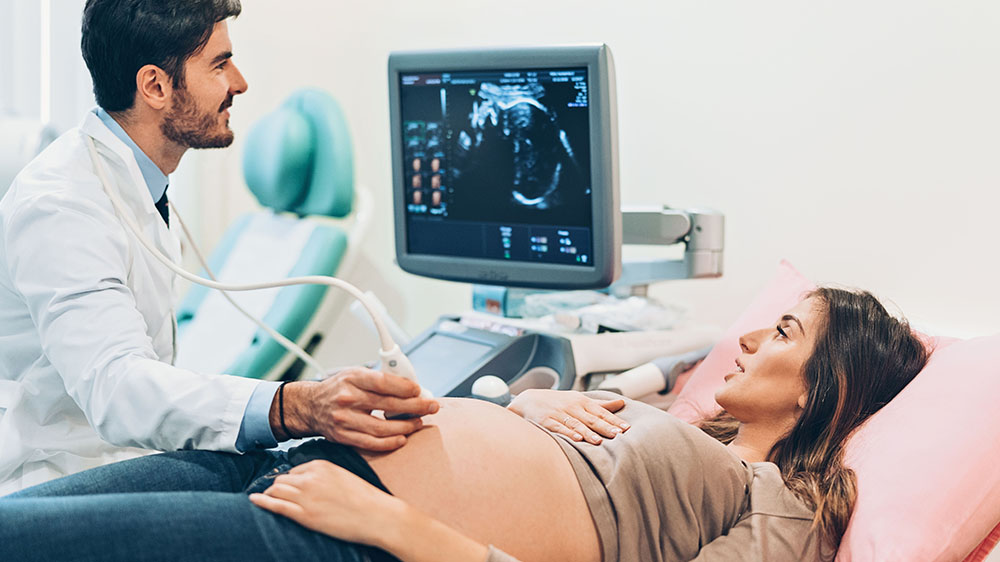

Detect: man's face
161,21,247,148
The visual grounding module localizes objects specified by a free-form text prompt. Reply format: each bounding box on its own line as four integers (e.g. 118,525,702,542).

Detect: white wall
0,0,42,117
0,0,92,130
180,1,1000,365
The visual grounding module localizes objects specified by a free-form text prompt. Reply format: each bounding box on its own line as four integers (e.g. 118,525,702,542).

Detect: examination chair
173,89,371,381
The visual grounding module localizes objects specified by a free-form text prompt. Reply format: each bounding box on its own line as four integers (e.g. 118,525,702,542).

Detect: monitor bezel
387,44,620,289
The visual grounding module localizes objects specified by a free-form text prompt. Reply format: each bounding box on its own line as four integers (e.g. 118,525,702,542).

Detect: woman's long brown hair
699,288,928,557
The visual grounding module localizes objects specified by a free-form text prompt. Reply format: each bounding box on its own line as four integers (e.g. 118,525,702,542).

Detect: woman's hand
250,460,491,562
507,389,630,444
249,459,402,548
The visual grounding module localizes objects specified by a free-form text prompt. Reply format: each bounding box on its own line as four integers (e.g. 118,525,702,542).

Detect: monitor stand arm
469,206,725,315
610,206,725,295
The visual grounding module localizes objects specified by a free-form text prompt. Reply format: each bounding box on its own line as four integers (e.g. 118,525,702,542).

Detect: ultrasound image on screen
456,81,588,221
401,69,591,226
401,68,593,266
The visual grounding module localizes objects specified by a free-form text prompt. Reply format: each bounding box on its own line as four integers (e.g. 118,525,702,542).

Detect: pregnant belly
359,398,601,562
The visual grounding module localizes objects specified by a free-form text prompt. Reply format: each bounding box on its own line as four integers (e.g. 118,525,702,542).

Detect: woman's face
715,297,823,424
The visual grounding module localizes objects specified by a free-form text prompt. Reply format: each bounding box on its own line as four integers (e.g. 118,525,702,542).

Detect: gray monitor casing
387,44,621,289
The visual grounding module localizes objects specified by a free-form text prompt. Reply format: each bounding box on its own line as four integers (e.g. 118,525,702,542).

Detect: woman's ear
797,392,808,410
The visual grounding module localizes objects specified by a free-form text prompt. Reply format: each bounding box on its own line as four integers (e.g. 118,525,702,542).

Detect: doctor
0,0,437,495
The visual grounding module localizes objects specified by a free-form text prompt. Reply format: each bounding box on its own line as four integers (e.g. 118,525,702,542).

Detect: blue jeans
0,441,398,562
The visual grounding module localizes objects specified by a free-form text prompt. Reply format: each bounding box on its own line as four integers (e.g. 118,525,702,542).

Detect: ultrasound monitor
388,44,620,289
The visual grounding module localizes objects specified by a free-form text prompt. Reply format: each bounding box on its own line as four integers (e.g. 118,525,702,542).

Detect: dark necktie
154,186,169,227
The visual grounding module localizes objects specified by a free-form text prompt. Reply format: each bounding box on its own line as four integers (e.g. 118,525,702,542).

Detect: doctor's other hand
272,367,439,451
250,459,402,549
507,389,629,445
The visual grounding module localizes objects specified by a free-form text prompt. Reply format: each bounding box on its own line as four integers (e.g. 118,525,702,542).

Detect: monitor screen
400,67,593,267
389,45,620,289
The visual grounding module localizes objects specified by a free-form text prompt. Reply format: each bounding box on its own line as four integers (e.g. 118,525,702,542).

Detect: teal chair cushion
176,214,254,322
225,222,348,379
176,213,349,379
240,109,313,211
242,89,354,218
177,88,356,380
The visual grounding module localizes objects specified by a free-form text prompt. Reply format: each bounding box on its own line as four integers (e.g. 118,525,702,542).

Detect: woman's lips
724,359,746,382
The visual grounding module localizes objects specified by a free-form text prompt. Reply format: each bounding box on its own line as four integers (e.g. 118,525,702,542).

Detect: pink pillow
965,523,1000,562
841,333,1000,562
666,261,1000,561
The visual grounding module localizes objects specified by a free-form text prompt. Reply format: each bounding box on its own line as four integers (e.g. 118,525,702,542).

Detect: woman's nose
738,328,766,353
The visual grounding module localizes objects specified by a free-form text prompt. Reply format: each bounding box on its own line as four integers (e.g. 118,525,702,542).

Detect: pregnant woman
0,287,927,562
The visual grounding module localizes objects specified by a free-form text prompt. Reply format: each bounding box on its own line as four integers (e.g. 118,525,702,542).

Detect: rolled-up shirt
486,392,820,561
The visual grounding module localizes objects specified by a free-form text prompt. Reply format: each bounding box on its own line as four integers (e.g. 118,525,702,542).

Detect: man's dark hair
81,0,242,112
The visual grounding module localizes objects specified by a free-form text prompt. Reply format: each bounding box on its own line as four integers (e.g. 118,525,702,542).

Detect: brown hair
82,0,242,112
699,288,928,556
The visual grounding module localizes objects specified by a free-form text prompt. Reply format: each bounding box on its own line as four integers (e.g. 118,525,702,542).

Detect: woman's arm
249,460,517,562
507,388,631,444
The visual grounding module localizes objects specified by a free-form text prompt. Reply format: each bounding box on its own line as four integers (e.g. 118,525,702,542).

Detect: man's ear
135,64,172,111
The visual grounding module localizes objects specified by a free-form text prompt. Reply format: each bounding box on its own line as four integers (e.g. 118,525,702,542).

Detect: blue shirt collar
94,107,169,203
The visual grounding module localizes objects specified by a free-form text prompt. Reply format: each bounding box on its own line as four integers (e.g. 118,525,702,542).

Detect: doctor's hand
507,389,629,445
272,367,439,451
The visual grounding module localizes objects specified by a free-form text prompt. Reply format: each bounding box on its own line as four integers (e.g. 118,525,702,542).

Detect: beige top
486,392,820,562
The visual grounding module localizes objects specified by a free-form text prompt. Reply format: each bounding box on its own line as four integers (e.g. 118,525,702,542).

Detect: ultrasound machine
386,45,724,400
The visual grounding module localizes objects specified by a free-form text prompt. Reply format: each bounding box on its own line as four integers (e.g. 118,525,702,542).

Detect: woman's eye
776,325,789,339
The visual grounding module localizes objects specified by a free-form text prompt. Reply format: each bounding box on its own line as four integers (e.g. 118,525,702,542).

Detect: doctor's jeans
0,441,399,562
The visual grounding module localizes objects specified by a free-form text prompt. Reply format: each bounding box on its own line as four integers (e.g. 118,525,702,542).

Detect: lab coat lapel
79,111,183,266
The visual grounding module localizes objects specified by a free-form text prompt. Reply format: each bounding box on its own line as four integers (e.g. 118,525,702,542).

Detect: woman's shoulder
747,462,816,520
691,464,823,562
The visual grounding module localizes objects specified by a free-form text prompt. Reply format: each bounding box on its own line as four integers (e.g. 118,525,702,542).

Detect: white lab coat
0,111,260,495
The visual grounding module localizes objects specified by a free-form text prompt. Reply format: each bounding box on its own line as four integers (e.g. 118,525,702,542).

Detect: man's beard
161,88,234,149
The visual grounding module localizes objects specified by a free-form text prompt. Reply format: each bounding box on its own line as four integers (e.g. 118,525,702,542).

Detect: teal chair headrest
242,89,354,218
